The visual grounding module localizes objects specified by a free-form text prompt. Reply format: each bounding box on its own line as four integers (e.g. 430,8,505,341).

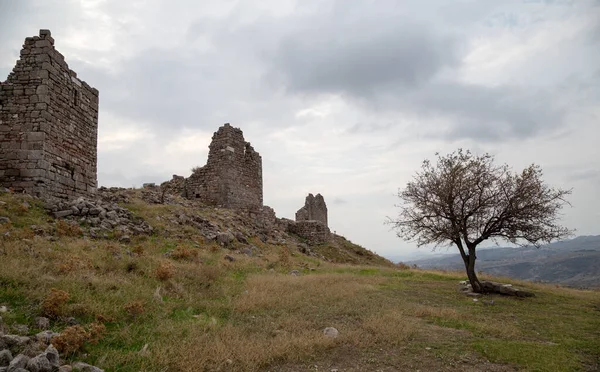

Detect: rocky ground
0,313,102,372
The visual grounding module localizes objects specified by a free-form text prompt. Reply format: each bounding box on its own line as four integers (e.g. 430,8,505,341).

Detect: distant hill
405,236,600,288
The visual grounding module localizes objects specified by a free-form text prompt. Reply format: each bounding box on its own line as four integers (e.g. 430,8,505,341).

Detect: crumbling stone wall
296,193,328,227
184,123,263,209
286,220,331,245
0,30,99,199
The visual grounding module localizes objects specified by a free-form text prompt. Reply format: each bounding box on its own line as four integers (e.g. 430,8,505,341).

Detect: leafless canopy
390,149,573,249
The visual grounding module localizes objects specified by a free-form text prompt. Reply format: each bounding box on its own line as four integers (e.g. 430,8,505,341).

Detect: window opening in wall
72,89,79,107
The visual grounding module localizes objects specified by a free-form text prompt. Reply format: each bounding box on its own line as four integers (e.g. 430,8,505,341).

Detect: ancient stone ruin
164,123,263,210
296,193,328,227
285,193,331,245
0,30,99,199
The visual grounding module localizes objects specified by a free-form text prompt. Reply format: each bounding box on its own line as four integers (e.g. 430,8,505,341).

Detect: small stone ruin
285,193,331,245
296,193,328,227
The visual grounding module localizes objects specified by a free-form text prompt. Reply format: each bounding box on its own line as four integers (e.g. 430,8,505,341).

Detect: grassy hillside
0,191,598,371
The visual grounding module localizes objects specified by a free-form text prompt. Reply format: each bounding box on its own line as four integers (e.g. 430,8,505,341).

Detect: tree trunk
462,247,483,293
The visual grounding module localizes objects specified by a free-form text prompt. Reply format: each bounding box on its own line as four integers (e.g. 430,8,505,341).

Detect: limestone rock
6,354,29,372
323,327,339,339
72,362,104,372
224,254,235,262
44,345,60,369
26,354,52,372
34,317,49,330
0,349,12,367
217,232,234,247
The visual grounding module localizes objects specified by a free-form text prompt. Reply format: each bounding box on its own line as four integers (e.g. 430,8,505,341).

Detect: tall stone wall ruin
182,123,263,210
0,30,99,199
296,193,328,227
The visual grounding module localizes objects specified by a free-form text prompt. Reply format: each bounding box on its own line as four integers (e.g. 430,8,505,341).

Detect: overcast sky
1,0,599,260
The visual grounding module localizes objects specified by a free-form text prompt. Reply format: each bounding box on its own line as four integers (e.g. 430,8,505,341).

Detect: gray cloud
271,18,459,96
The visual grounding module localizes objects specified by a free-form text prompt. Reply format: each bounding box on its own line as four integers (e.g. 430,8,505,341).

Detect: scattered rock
26,354,52,372
35,331,59,345
118,235,131,244
0,349,12,367
216,232,234,247
0,217,10,225
65,318,78,326
234,231,248,244
46,196,153,238
224,255,235,262
58,366,72,372
0,307,7,313
289,270,300,276
72,361,104,372
44,345,60,369
1,335,29,351
323,327,339,339
7,354,29,372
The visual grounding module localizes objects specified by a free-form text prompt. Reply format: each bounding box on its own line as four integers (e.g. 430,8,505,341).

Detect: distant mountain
404,236,600,288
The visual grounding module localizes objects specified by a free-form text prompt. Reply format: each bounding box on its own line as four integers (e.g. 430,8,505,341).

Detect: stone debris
45,196,152,237
224,254,235,262
0,332,102,372
33,318,49,331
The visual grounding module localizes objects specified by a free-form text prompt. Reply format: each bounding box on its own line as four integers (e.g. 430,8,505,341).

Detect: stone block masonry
296,193,328,227
166,123,263,210
289,193,331,245
0,29,99,199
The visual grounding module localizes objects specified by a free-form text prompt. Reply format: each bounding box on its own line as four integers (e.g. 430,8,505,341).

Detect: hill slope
405,236,600,288
0,190,598,371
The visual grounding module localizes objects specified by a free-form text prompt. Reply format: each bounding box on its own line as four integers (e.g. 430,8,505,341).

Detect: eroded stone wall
0,30,99,199
286,220,331,245
184,123,262,209
296,193,328,227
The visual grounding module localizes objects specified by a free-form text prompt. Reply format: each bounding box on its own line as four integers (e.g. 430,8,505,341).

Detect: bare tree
388,149,573,294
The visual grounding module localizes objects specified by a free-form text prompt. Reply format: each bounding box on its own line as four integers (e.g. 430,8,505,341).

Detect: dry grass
0,192,598,371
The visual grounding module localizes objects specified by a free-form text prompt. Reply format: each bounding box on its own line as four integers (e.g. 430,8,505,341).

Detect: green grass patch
473,339,580,371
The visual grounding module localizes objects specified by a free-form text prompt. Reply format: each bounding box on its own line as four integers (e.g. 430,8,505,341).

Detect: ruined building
164,124,263,210
287,193,331,245
0,30,99,199
296,193,328,227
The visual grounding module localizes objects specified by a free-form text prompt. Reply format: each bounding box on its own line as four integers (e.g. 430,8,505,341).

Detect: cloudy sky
1,0,599,260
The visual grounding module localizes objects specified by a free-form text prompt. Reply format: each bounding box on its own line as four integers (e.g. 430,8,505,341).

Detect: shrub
87,322,107,344
171,246,199,261
278,248,291,269
156,261,174,281
396,262,411,270
123,301,145,319
52,325,88,355
132,245,145,256
41,288,70,318
51,322,107,355
56,219,82,237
